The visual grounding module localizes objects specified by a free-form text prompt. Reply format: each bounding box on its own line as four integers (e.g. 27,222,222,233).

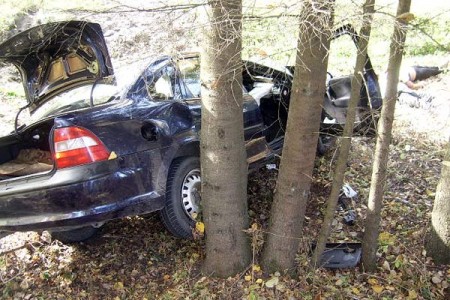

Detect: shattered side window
148,73,173,100
178,57,201,98
146,65,181,101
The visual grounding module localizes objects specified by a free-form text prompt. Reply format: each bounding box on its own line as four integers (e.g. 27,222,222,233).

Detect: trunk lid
0,21,114,113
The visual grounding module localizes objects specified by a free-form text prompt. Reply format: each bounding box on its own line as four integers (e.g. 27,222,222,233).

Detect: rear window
30,84,118,121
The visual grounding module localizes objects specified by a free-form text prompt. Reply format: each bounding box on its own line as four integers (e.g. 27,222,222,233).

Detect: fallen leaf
431,275,442,284
252,264,261,272
195,222,205,234
372,285,384,294
352,287,360,295
276,283,285,292
114,282,124,290
256,278,263,284
20,279,29,290
408,290,418,299
382,260,391,271
394,255,404,269
379,232,395,245
108,151,117,160
425,189,435,197
245,275,252,281
265,277,279,288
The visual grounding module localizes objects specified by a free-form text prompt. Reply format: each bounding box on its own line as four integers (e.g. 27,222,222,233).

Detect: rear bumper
0,155,165,232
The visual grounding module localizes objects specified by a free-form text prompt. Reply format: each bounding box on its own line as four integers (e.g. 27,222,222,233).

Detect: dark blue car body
0,22,381,241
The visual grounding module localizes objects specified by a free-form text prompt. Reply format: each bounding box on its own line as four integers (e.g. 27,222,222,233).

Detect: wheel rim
181,168,201,221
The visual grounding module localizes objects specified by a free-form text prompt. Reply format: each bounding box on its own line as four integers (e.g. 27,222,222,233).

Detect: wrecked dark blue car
0,21,382,242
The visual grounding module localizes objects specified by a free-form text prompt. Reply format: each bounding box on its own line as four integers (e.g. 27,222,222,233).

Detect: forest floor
0,3,449,299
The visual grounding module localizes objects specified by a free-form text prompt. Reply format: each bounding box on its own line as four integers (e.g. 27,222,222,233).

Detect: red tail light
53,126,110,169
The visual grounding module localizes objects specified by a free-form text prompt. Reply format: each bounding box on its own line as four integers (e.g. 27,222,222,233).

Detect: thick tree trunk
200,0,251,277
312,0,375,268
426,139,450,264
261,0,334,274
361,0,411,272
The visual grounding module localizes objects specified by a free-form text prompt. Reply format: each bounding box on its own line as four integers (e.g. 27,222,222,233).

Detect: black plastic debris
339,184,358,225
343,210,356,225
319,243,362,269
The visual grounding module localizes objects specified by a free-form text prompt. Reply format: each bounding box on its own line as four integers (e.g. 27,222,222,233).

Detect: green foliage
6,90,18,97
406,17,450,56
241,0,449,74
406,42,448,56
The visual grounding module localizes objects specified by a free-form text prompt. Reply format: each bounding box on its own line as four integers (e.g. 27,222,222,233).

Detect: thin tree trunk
361,0,412,272
200,0,251,277
261,0,335,274
312,0,375,268
426,138,450,264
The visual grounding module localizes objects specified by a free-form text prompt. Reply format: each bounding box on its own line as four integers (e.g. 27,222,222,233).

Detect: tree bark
361,0,411,272
200,0,251,277
261,0,335,274
426,139,450,264
312,0,375,268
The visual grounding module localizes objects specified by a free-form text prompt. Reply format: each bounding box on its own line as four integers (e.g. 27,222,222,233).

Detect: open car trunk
0,21,115,183
0,120,55,181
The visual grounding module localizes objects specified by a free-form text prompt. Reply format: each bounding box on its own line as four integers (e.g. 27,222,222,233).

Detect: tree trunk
312,0,375,268
426,139,450,264
361,0,411,272
261,0,335,274
200,0,251,277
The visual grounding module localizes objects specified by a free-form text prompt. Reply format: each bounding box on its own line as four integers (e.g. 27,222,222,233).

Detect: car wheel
160,156,201,238
51,226,99,243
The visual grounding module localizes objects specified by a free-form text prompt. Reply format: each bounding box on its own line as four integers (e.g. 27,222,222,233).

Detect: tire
51,226,99,243
160,156,201,239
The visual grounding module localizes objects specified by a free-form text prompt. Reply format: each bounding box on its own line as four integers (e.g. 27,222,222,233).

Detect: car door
176,55,270,164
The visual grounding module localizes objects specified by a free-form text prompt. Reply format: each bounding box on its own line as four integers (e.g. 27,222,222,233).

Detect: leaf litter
1,129,449,299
